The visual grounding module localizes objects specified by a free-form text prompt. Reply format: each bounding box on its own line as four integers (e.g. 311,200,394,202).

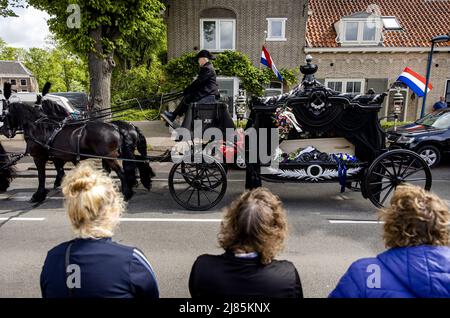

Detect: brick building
0,61,38,94
305,0,450,121
164,0,309,105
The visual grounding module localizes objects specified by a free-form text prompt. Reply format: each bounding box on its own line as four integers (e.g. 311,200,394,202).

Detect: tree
29,0,166,111
23,46,88,92
0,37,26,60
0,0,22,17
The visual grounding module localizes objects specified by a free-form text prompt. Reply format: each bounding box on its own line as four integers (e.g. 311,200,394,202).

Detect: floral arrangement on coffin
274,107,302,140
273,146,358,165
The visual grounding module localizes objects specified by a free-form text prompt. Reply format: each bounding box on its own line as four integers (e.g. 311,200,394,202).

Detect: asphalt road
1,156,450,298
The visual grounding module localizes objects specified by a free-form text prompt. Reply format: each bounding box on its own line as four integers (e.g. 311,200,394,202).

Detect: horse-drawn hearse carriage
243,56,432,208
0,56,432,211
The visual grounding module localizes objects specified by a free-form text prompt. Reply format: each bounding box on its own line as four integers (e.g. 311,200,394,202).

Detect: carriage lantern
235,89,247,121
392,89,404,131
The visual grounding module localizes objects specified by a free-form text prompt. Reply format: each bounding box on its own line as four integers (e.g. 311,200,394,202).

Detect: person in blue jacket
329,184,450,298
40,162,159,298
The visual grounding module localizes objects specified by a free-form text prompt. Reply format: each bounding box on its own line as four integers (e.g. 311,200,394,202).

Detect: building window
339,18,382,45
325,79,365,94
266,18,287,41
382,16,402,30
264,81,283,96
21,89,28,92
200,19,235,51
10,79,16,85
20,79,27,86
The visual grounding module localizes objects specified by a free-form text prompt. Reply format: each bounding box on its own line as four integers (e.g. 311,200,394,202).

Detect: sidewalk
0,136,174,153
0,120,175,152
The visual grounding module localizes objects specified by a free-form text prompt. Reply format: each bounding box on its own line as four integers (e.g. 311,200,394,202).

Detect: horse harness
35,117,86,161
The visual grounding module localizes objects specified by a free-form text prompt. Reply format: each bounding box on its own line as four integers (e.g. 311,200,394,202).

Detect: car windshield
415,111,450,129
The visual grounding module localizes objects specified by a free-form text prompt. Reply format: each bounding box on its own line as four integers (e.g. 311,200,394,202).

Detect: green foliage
23,46,88,92
113,108,159,121
0,0,22,17
28,0,166,60
162,52,198,93
380,121,413,130
214,51,269,96
164,50,299,96
262,67,299,87
0,38,26,60
111,62,163,104
1,37,88,92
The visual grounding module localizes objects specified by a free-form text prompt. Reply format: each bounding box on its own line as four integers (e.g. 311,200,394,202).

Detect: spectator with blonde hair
189,187,303,298
40,162,159,298
329,184,450,298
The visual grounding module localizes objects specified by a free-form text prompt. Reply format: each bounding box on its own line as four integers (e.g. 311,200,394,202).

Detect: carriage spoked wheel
169,156,227,211
364,149,432,208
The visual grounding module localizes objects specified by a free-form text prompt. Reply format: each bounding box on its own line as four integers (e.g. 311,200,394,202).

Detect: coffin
279,137,355,156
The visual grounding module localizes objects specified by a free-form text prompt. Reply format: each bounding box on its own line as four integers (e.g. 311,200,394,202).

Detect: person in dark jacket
40,162,159,298
432,96,448,111
329,184,450,298
189,188,303,298
162,49,219,124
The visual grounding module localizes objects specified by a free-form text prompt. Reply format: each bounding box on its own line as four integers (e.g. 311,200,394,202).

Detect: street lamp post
420,34,450,118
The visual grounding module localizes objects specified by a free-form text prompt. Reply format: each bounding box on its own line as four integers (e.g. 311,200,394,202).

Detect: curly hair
62,162,125,239
218,187,288,265
380,184,450,248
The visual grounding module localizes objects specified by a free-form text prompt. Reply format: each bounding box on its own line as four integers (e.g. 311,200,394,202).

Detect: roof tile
306,0,450,48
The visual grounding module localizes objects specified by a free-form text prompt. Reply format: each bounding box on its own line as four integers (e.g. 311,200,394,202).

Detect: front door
217,77,238,118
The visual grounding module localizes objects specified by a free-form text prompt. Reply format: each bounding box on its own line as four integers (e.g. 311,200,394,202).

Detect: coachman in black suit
162,50,220,123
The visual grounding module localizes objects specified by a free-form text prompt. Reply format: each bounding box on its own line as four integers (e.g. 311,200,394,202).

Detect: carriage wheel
364,149,432,208
169,158,227,211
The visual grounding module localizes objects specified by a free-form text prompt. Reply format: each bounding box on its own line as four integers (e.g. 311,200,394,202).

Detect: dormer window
335,12,383,46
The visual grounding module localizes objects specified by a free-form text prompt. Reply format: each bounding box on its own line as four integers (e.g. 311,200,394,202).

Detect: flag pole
259,30,267,70
421,42,435,118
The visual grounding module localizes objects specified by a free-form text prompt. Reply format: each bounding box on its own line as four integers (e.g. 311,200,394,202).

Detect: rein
25,134,151,163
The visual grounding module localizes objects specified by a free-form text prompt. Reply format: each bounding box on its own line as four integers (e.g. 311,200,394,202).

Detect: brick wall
166,0,308,70
311,52,450,121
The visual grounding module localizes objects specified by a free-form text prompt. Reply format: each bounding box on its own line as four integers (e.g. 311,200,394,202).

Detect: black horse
1,102,135,202
0,142,14,192
39,98,155,191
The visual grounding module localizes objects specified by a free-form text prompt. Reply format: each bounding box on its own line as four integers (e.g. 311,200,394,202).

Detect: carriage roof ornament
300,55,320,90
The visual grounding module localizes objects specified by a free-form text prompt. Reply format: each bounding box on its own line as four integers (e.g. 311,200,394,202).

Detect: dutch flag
261,46,283,82
397,67,432,97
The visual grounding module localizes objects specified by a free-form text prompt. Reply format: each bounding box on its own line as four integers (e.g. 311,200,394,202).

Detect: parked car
49,92,89,112
386,109,450,167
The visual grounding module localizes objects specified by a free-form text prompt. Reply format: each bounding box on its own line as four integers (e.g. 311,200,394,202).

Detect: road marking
328,219,383,224
152,178,245,182
120,217,222,223
0,217,45,221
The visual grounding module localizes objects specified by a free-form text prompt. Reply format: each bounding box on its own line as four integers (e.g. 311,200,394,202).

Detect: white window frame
20,79,27,86
325,79,365,94
200,19,236,52
339,18,382,46
444,79,450,104
266,18,287,41
10,79,17,86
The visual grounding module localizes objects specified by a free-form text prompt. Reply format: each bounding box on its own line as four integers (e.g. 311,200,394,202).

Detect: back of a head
62,162,124,239
380,184,450,248
219,188,287,264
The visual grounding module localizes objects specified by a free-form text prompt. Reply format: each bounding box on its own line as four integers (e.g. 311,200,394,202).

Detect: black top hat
196,49,215,60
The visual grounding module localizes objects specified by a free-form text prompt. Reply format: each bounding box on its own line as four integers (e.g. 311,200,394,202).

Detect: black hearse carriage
244,56,432,208
167,101,235,210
